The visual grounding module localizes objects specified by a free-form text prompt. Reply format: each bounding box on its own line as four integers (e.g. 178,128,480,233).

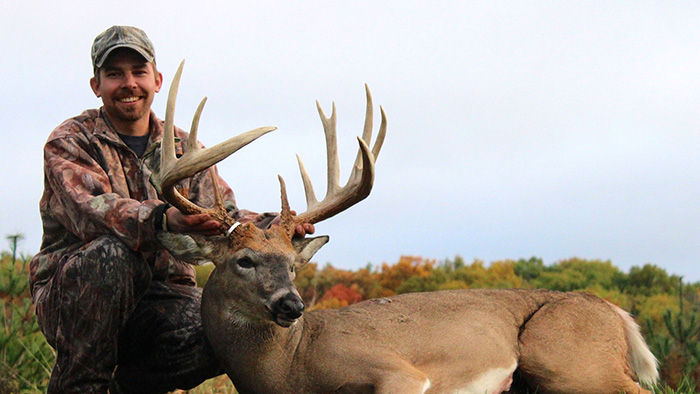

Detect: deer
154,61,659,393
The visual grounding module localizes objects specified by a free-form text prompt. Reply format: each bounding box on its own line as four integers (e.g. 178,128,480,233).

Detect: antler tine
290,85,386,228
296,153,317,209
296,100,341,211
161,60,184,170
349,86,386,182
353,84,373,171
317,101,341,195
278,175,296,233
373,106,387,158
188,96,207,152
152,60,277,223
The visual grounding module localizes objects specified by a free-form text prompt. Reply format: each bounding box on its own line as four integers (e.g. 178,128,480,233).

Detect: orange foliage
320,283,364,305
312,283,364,310
378,255,435,295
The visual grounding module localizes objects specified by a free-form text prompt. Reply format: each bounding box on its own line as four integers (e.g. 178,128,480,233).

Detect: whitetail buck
155,61,659,393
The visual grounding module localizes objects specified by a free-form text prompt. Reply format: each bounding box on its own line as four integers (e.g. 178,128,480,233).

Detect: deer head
154,61,386,327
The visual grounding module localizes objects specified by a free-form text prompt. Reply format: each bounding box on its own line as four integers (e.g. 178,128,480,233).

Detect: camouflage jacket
30,108,268,296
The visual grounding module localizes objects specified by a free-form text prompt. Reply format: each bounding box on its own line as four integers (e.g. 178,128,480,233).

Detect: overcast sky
1,2,698,280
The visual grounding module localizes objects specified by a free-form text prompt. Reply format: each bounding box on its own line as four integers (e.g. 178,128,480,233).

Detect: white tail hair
607,301,659,386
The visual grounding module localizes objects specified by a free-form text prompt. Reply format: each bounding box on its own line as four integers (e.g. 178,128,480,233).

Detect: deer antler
280,84,387,235
151,60,276,230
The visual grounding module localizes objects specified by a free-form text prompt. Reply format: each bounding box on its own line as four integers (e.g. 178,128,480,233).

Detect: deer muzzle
268,290,305,327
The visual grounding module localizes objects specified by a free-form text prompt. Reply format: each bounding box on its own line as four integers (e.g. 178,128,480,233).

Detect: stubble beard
107,91,153,124
114,105,148,122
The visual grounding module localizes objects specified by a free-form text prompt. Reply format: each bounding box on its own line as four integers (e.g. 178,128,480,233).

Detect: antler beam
151,60,276,228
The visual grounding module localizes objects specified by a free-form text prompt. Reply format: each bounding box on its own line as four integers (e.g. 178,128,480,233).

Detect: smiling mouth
118,96,141,103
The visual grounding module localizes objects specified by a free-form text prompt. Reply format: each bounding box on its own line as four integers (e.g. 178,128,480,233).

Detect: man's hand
294,222,315,238
285,210,315,238
165,207,222,236
269,210,315,238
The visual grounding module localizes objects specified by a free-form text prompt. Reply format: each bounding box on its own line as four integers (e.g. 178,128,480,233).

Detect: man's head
90,26,163,133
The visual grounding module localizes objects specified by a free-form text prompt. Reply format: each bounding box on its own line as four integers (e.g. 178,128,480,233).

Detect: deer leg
374,368,431,394
362,357,430,394
517,295,651,393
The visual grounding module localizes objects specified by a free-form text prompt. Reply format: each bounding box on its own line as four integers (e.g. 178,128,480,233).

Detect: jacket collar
94,108,167,149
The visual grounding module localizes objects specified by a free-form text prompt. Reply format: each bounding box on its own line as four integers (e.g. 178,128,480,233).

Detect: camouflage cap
91,26,155,70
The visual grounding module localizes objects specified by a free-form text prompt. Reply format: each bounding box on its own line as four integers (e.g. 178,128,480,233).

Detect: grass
173,375,236,393
1,253,55,393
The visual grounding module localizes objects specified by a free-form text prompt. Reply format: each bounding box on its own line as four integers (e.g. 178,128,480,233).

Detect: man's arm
44,134,162,251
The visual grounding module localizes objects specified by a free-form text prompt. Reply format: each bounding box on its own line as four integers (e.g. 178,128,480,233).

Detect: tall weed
0,251,55,393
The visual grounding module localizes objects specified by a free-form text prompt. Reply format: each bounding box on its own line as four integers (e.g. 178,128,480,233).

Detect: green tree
514,257,544,284
396,275,441,294
530,258,624,292
627,264,678,297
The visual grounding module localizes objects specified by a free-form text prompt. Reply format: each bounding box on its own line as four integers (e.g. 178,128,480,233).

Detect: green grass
1,253,55,393
650,376,697,394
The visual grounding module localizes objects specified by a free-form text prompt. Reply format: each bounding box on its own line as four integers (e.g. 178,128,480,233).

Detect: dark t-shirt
118,132,150,157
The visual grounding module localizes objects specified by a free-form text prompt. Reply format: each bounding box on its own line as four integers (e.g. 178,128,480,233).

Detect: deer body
203,286,539,393
201,245,654,394
155,63,657,393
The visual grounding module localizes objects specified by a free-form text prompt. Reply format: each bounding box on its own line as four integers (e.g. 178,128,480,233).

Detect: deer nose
272,292,305,320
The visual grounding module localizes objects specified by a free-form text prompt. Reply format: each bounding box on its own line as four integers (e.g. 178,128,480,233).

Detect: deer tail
606,301,659,387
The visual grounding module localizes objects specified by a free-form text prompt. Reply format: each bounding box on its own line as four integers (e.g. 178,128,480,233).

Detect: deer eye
237,256,255,269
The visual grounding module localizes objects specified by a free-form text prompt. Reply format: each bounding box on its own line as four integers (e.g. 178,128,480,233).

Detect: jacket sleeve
43,134,161,252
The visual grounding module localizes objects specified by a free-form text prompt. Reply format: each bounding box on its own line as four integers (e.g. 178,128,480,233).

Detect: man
30,26,312,393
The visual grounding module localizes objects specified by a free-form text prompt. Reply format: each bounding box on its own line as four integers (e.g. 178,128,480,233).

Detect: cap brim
95,44,154,69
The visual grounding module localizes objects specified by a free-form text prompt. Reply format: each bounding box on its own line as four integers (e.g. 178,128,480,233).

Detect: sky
1,2,698,280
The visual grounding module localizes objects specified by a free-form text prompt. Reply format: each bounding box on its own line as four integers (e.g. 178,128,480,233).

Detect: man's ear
154,70,163,93
293,236,329,266
90,76,101,97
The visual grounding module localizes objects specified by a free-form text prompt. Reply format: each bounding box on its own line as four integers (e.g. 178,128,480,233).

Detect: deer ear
157,232,224,265
293,235,329,265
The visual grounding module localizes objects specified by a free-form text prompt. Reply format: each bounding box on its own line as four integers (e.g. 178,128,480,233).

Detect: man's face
90,48,163,126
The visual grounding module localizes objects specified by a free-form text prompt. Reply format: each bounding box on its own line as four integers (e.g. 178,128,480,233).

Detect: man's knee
36,235,154,340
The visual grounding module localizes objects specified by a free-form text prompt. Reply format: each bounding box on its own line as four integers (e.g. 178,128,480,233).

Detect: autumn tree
377,255,434,295
312,283,364,310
